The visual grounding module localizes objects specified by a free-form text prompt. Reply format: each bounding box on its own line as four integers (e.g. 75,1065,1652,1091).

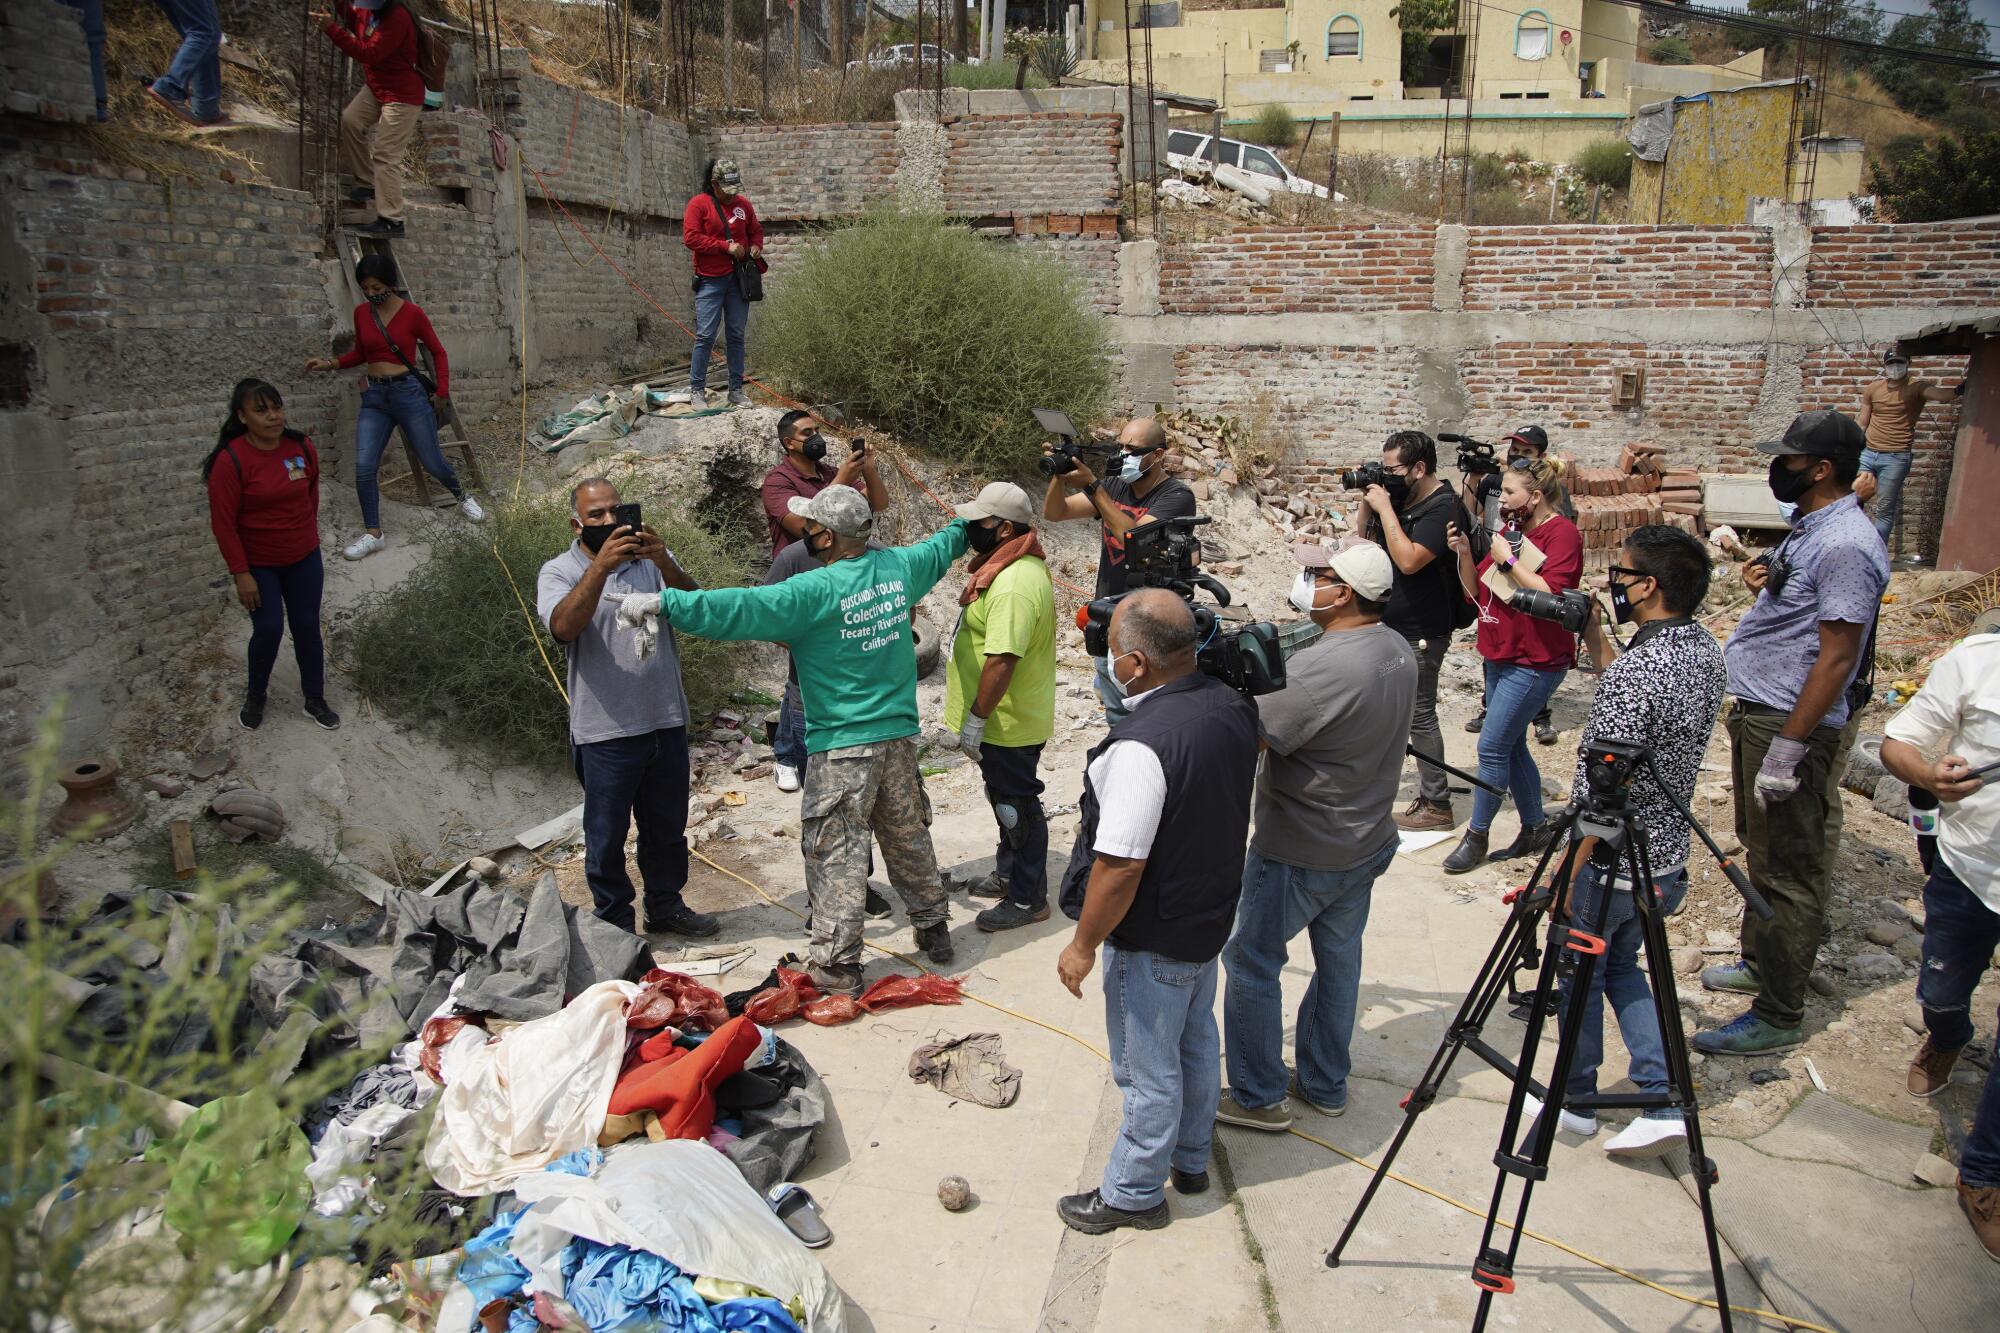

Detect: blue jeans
773,671,806,772
1558,863,1688,1119
1100,943,1220,1210
1917,859,2000,1187
1860,447,1912,548
572,727,691,932
690,275,747,393
246,550,326,702
149,0,221,121
1090,654,1133,725
58,0,108,119
355,375,460,530
1472,659,1567,833
1224,839,1397,1112
978,741,1048,910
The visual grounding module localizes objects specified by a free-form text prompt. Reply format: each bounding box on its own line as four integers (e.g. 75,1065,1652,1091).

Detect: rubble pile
1153,413,1352,546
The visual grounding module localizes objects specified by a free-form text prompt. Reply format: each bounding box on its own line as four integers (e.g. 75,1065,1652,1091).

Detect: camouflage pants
801,737,949,969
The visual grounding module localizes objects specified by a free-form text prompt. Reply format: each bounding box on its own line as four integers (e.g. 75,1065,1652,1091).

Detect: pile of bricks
1567,444,1703,567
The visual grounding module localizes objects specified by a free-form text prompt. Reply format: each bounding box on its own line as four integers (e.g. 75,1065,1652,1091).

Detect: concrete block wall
703,124,899,221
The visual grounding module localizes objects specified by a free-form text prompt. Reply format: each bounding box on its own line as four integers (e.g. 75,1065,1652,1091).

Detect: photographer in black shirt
1358,430,1471,833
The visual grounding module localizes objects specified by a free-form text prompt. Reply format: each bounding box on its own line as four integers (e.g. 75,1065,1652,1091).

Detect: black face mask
1767,456,1820,505
1608,577,1637,624
365,290,391,305
805,527,836,558
966,522,1004,554
797,434,828,463
579,523,617,554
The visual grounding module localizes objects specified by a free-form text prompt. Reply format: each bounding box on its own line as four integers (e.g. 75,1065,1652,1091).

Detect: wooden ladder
336,230,486,509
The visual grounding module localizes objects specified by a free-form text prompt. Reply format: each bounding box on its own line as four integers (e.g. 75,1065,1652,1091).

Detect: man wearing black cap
1461,425,1573,744
1695,411,1890,1057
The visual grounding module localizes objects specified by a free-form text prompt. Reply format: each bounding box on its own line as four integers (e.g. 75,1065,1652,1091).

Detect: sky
1697,0,2000,55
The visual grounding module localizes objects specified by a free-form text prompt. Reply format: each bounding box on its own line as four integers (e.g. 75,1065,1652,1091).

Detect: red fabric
324,2,425,106
857,972,965,1011
335,300,451,396
606,1015,763,1135
206,433,321,574
682,192,764,278
625,968,727,1032
1475,514,1584,670
759,457,837,553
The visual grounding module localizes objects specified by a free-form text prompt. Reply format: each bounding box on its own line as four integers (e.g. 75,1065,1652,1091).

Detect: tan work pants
339,87,420,222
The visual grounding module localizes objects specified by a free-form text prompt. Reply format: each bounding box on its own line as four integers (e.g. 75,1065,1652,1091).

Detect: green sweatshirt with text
657,520,969,755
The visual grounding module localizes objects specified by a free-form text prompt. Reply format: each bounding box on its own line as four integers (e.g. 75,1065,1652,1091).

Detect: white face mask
1288,570,1326,615
1118,451,1149,484
1886,364,1910,381
1106,649,1141,699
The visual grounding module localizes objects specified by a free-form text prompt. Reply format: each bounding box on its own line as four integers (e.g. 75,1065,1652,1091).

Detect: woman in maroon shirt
204,379,338,732
1440,457,1582,873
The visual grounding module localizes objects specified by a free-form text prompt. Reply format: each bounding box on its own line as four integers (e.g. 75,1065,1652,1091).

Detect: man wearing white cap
1217,542,1415,1131
943,484,1058,933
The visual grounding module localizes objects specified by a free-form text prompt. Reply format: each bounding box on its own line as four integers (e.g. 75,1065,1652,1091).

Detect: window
1326,14,1361,58
1242,146,1285,179
1167,130,1204,156
1516,11,1552,60
1525,91,1549,99
1212,139,1242,167
1349,94,1373,101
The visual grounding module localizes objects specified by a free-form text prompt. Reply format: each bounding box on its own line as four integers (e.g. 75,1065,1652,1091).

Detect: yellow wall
1578,0,1640,64
1299,102,1629,159
1474,1,1588,98
1629,83,1794,224
1088,7,1290,64
1085,0,1400,100
1806,142,1865,199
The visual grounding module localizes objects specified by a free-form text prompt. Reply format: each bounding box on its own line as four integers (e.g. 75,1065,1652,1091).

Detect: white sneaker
1520,1092,1598,1140
687,389,707,411
460,494,486,522
343,533,386,561
1603,1115,1687,1159
774,763,801,793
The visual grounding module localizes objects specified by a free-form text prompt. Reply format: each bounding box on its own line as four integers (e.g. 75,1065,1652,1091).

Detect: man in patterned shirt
1525,525,1726,1159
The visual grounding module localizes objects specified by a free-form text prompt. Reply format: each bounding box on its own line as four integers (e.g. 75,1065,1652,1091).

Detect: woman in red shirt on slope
321,0,425,238
305,252,483,561
204,379,339,732
1440,456,1582,874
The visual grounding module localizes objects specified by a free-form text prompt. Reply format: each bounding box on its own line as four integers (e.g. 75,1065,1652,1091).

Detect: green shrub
946,60,1045,90
755,207,1114,478
1880,132,1928,167
345,496,754,771
1648,36,1694,65
1242,103,1298,148
1868,130,2000,222
1470,151,1512,191
1572,139,1634,190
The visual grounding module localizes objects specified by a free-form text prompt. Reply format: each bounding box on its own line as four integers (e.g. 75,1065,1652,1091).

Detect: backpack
389,1,450,100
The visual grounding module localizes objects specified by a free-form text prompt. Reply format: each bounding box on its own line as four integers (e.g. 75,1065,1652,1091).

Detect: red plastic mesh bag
858,973,965,1012
742,967,820,1025
800,993,861,1026
626,968,727,1032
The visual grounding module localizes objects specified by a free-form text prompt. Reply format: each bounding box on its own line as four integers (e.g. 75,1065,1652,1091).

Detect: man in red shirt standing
323,0,425,239
683,159,764,410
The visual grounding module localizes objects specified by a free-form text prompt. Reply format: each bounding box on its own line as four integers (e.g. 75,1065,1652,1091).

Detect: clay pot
52,758,139,840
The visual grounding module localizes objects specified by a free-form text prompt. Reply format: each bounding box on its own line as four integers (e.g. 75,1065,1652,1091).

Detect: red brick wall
1158,227,1436,315
942,113,1122,217
1807,220,2000,308
1798,346,1969,558
1172,345,1430,455
1460,226,1772,310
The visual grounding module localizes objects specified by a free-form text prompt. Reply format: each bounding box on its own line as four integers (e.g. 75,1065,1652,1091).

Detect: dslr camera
1035,406,1090,477
1510,587,1593,635
1438,432,1501,477
1339,461,1394,492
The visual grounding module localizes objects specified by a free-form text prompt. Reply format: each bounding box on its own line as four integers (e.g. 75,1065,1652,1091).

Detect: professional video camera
1438,432,1501,476
1510,587,1594,636
1078,515,1290,696
1035,406,1097,477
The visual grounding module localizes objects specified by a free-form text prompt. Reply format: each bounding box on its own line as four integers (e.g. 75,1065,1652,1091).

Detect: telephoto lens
1510,588,1593,635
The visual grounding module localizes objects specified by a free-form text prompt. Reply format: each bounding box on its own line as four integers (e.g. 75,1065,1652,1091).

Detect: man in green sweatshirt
629,484,968,994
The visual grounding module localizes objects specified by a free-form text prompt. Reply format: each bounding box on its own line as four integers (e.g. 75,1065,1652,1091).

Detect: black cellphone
1964,757,2000,782
612,502,642,535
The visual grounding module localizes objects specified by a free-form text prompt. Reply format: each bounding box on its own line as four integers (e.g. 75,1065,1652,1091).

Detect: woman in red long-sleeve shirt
322,0,426,238
305,252,483,561
204,379,338,732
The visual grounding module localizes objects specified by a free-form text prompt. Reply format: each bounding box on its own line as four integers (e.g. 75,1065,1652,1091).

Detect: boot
914,921,954,964
1488,821,1553,862
1442,828,1490,875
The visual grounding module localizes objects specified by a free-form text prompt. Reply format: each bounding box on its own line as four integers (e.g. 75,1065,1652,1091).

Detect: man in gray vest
1053,589,1261,1234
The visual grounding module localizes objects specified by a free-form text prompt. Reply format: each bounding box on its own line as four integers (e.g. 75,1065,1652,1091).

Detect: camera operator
1525,525,1725,1159
1042,417,1197,723
1462,426,1573,745
1357,430,1471,834
1215,543,1413,1132
1439,457,1581,874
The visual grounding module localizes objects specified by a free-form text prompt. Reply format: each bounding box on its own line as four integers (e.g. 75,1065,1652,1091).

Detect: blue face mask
1118,450,1150,484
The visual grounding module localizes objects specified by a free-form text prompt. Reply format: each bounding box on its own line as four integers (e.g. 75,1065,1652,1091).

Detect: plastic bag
741,968,820,1026
800,994,861,1026
858,973,964,1012
420,1016,471,1084
626,968,728,1032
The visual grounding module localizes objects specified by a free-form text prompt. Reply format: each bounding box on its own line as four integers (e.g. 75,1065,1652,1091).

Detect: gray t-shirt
536,542,689,745
1252,622,1417,871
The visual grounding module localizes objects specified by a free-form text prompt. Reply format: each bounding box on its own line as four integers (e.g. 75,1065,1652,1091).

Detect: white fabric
1885,634,2000,910
509,1140,844,1332
1088,740,1168,858
307,1100,422,1217
616,591,661,660
422,979,639,1196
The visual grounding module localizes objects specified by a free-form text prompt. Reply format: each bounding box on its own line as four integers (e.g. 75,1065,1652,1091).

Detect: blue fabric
560,1241,803,1333
572,726,691,931
355,375,459,530
773,674,806,771
1918,859,2000,1187
149,0,221,120
1557,864,1689,1119
1223,838,1396,1112
690,275,747,393
548,1148,603,1177
246,549,326,700
1099,942,1219,1210
457,1208,530,1317
1471,659,1567,833
58,0,107,118
1859,446,1912,546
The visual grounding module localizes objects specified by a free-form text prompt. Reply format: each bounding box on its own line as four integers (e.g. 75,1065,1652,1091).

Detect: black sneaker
346,185,375,206
303,697,341,730
806,962,863,996
1170,1167,1210,1195
1057,1189,1169,1235
976,900,1050,932
864,887,893,919
966,873,1010,901
914,921,955,964
1464,709,1487,734
1534,715,1559,746
356,217,405,238
238,694,266,730
652,905,720,938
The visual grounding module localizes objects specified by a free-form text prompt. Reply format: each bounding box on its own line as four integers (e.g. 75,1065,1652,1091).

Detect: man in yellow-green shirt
943,483,1058,933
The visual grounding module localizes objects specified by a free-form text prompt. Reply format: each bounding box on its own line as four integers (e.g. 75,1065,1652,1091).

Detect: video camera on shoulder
1439,432,1501,476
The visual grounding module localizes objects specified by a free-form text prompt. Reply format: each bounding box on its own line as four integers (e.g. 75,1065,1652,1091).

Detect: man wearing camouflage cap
682,157,764,411
631,485,969,994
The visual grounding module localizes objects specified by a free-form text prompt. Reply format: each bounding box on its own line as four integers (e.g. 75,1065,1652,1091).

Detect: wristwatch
1082,479,1101,498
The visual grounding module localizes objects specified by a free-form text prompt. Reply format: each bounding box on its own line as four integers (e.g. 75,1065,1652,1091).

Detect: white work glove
956,712,987,758
616,592,660,660
1754,736,1808,808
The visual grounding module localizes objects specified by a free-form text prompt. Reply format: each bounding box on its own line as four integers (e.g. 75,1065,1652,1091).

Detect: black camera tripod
1325,739,1772,1332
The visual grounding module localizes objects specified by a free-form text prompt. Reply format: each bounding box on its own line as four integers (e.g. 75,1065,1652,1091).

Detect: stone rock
307,762,347,811
1704,929,1734,949
1872,774,1910,818
143,774,188,798
1672,946,1703,975
1189,480,1211,501
1218,467,1239,487
556,438,619,478
467,856,501,880
1845,952,1902,984
937,1174,972,1211
190,749,233,781
1865,920,1908,947
1913,1152,1961,1188
1750,1068,1792,1086
159,750,192,775
1893,935,1923,963
1869,897,1919,927
1808,970,1838,997
743,763,773,781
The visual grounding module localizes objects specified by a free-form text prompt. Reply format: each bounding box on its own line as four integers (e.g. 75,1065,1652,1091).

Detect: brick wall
1798,346,1968,558
704,123,899,222
942,113,1122,217
1173,345,1430,458
0,0,96,124
1158,227,1436,315
1460,226,1773,310
523,203,689,366
1808,220,2000,308
1007,234,1122,314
